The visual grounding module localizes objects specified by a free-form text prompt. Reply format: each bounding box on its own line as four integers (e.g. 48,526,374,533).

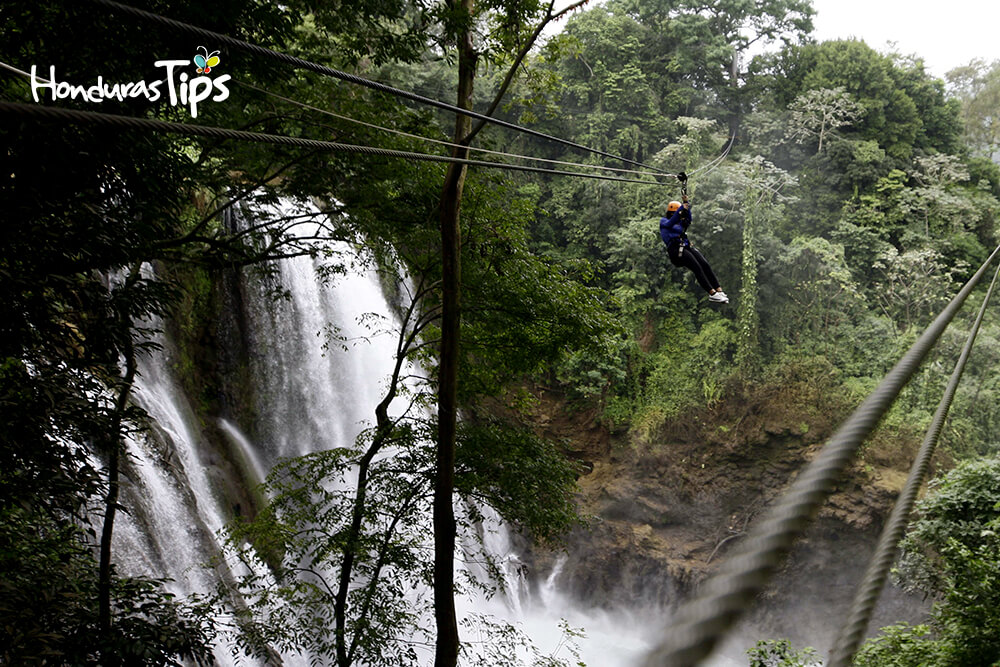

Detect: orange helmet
666,201,682,213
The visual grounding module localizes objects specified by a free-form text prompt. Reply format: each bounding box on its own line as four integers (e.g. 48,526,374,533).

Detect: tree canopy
3,0,1000,664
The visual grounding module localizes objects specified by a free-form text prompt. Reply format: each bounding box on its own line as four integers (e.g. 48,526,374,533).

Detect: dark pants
667,243,720,293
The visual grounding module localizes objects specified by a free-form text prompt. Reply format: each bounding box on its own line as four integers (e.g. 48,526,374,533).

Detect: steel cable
0,101,663,186
84,0,677,178
641,242,1000,667
687,132,736,178
234,79,672,179
827,258,1000,667
0,60,667,181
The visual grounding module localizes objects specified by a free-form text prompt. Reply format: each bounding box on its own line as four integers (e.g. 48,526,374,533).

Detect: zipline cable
640,241,1000,667
84,0,678,179
0,60,670,181
827,258,1000,667
0,61,39,81
234,79,672,179
687,132,736,178
0,101,662,186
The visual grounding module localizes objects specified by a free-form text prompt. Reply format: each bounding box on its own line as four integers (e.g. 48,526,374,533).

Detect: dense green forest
3,0,1000,665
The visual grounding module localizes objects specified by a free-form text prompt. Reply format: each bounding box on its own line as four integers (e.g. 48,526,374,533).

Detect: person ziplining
659,172,728,304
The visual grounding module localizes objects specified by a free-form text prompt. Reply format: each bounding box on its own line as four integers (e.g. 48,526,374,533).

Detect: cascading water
453,510,659,666
234,203,401,461
113,196,662,666
116,336,264,667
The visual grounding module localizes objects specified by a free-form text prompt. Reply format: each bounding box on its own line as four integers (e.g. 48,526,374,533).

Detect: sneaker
708,292,729,303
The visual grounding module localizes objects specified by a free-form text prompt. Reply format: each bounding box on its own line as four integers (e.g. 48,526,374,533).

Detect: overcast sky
548,0,1000,81
807,0,1000,79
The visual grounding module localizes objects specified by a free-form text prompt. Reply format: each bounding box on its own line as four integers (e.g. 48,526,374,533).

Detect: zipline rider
660,172,728,304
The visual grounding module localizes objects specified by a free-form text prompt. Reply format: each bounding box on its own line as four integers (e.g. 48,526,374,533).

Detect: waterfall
232,200,401,461
114,197,662,666
117,339,264,667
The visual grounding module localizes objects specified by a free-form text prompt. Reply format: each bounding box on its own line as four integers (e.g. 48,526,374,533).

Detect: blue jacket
660,204,692,248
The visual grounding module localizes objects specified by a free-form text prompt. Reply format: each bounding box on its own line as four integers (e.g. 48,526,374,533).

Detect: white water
238,199,402,461
456,517,659,666
118,348,256,666
113,197,667,666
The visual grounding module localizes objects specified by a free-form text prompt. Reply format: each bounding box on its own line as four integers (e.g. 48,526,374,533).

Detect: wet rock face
520,384,930,642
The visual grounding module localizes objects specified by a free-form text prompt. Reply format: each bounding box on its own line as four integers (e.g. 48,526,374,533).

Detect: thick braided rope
827,258,1000,667
85,0,676,178
0,102,663,186
642,243,1000,667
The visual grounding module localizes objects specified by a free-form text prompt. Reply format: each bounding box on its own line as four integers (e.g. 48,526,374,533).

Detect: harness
659,171,692,261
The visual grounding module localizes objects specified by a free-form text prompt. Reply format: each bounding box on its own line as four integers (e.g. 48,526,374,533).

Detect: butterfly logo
194,46,221,74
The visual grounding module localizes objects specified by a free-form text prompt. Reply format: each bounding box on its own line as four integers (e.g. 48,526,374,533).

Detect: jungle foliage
3,0,1000,664
509,9,1000,463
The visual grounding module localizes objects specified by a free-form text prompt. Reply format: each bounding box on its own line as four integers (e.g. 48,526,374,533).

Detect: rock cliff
519,375,933,656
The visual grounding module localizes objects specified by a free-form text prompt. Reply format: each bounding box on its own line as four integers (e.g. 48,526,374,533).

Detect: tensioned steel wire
0,60,666,182
0,102,661,186
641,242,1000,667
827,257,1000,667
0,61,35,80
84,0,678,179
687,132,736,178
0,63,664,182
234,80,671,179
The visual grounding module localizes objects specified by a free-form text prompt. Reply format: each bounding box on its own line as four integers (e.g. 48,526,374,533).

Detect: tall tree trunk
434,1,475,665
336,286,427,667
99,266,141,655
737,188,760,376
728,52,741,143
